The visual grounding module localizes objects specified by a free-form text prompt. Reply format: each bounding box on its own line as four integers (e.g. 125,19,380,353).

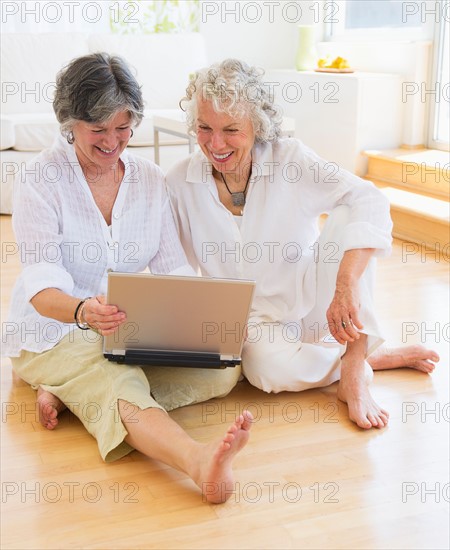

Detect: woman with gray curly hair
3,53,252,504
166,58,439,431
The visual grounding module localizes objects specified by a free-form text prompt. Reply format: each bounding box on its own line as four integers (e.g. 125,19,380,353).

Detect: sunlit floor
1,214,449,550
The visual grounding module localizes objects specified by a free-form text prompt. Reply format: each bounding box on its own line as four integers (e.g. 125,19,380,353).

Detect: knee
241,342,286,393
216,364,242,397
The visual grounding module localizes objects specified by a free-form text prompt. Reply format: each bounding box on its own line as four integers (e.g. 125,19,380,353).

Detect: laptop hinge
105,349,239,369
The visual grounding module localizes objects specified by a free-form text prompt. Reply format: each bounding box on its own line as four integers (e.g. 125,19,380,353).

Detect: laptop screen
103,273,255,359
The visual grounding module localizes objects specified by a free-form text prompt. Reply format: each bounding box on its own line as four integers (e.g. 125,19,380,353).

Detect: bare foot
36,387,66,430
338,335,389,430
337,375,389,430
368,345,439,374
195,410,253,504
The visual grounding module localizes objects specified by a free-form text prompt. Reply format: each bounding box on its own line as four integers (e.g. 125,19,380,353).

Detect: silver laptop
103,272,255,369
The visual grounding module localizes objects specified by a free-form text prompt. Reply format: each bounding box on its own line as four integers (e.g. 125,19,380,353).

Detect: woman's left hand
81,295,126,336
326,283,363,345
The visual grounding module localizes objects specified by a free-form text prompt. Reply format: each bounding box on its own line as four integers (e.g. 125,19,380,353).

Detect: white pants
242,205,383,393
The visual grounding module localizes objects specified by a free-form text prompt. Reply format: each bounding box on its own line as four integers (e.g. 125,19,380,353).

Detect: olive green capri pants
11,329,241,462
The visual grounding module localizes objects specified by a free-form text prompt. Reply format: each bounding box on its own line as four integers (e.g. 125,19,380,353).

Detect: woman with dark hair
2,53,251,504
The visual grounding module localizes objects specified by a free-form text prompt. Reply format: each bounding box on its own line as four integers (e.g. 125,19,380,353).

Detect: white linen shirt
3,136,191,356
166,138,393,323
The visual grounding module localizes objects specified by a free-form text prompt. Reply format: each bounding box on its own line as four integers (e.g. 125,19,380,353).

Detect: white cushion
7,113,60,151
7,110,292,151
1,32,90,115
0,116,15,150
88,33,207,110
8,109,188,151
0,150,38,214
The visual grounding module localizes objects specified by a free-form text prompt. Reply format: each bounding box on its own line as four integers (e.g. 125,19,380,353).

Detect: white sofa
0,32,208,213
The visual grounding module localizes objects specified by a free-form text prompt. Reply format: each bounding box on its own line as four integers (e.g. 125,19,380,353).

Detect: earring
130,129,134,138
67,131,75,144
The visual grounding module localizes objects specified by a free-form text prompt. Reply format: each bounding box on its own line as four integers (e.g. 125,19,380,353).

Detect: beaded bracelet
74,297,91,330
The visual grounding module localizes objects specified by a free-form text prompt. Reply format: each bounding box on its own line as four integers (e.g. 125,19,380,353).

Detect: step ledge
367,176,449,201
364,148,450,170
380,187,450,220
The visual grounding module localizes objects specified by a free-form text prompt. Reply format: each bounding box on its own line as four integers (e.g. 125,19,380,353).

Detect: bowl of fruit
315,56,354,73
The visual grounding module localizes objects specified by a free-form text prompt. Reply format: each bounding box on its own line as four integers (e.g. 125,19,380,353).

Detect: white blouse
3,136,191,356
166,138,393,323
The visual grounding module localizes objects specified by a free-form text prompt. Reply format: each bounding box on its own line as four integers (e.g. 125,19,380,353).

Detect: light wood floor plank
1,214,448,549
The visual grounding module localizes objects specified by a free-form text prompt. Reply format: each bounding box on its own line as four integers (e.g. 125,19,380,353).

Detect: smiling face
71,110,132,172
196,98,255,177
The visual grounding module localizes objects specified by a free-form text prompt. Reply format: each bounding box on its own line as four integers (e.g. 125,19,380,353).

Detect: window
428,18,450,150
325,0,429,41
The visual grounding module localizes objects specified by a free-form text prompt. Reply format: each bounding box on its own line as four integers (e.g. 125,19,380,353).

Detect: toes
231,411,253,432
235,414,244,425
424,348,440,362
375,415,387,428
355,414,372,429
371,409,389,428
412,347,439,364
241,410,253,430
351,404,389,429
222,432,235,443
227,424,238,436
39,403,59,430
367,413,385,428
415,360,435,373
359,419,372,430
422,360,435,372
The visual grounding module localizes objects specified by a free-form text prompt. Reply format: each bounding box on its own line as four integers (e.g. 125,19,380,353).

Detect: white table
153,114,197,165
152,114,296,165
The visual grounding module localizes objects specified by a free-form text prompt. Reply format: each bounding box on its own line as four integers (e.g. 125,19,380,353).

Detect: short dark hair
53,52,144,135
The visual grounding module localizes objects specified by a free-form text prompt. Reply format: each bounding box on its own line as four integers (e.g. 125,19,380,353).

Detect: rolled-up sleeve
300,143,393,257
338,180,393,257
20,263,74,303
12,162,75,301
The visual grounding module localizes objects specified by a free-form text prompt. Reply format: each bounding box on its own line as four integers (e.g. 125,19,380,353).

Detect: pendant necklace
220,168,252,207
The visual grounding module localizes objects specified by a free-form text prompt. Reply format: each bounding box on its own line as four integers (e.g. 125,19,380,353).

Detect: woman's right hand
81,295,126,335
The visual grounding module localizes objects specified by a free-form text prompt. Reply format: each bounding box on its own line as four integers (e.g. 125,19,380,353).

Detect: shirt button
113,241,119,247
113,213,120,219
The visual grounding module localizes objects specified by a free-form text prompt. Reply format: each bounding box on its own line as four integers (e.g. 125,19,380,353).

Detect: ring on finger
341,321,347,329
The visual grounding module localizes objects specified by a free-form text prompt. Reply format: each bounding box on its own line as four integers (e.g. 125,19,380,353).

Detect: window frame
324,0,428,42
427,18,450,151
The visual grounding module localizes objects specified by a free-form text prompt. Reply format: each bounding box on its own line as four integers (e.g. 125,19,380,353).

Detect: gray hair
180,59,283,143
53,52,144,136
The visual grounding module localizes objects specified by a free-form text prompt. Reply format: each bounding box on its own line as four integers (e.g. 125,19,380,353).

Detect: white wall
1,0,441,155
199,0,318,68
0,0,111,33
316,40,433,147
199,0,439,149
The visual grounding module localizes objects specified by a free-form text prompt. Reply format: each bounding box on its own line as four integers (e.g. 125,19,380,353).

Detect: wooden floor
1,214,449,549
